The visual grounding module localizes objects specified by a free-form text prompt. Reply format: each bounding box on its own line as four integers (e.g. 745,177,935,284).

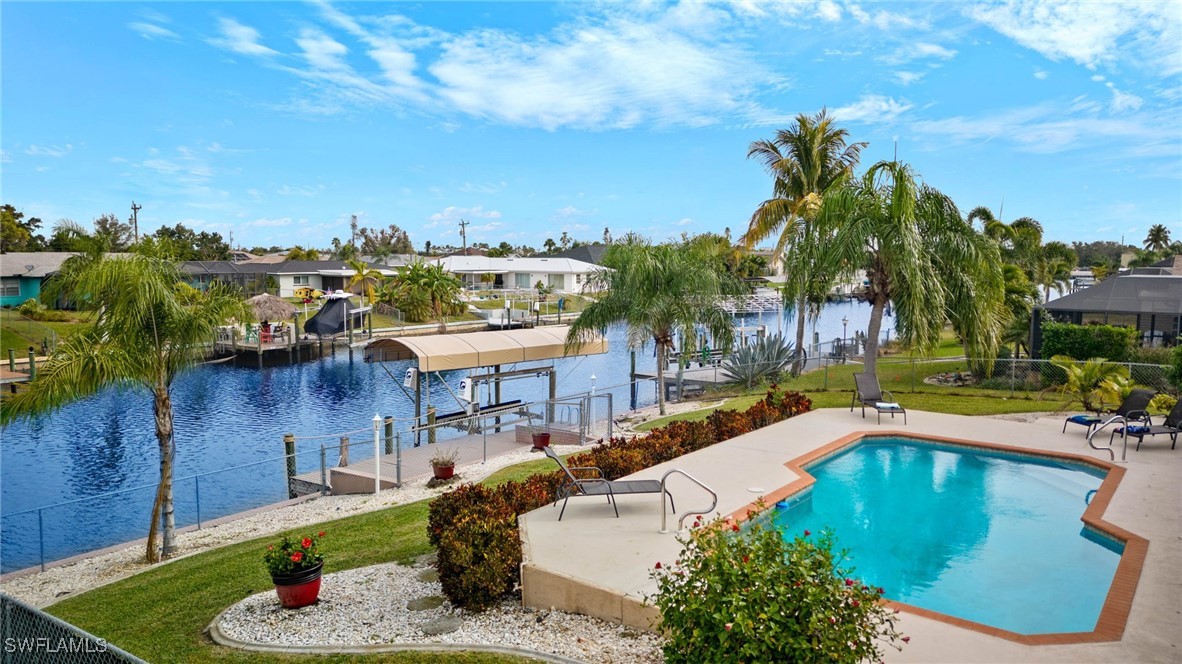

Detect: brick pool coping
724,430,1149,646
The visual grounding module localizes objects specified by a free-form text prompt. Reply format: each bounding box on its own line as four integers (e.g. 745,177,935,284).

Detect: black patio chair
851,372,906,425
1063,388,1154,434
1108,398,1182,450
536,445,674,520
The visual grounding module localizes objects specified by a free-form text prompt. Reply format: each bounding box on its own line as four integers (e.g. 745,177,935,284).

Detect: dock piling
8,349,14,371
319,444,328,496
27,348,36,380
283,433,297,499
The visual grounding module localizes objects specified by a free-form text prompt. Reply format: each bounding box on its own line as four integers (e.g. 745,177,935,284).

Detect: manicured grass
44,463,568,663
479,452,570,486
0,309,91,355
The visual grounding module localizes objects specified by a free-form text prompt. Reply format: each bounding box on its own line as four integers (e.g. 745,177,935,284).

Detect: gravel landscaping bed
214,559,664,663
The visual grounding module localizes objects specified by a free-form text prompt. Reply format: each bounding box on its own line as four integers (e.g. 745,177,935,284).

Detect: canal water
0,301,881,572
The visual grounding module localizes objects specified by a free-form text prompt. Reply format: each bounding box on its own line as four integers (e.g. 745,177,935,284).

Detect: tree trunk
656,342,667,416
792,297,807,376
145,385,176,563
862,296,887,377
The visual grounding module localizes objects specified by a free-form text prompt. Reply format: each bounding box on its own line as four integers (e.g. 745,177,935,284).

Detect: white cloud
460,181,507,194
848,4,926,31
426,205,503,228
248,217,293,227
894,71,925,85
552,206,593,220
129,21,181,42
1091,74,1106,82
816,0,842,22
277,184,324,197
1108,85,1144,112
1033,69,1049,80
0,150,11,163
429,12,769,130
208,18,279,57
674,218,694,226
25,144,73,157
967,1,1181,76
831,94,913,123
881,41,956,65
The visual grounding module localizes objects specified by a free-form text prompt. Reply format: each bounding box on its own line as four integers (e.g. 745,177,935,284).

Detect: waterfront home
0,252,79,306
431,255,600,292
181,260,397,297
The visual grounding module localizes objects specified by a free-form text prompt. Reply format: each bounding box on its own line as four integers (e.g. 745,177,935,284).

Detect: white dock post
372,414,381,495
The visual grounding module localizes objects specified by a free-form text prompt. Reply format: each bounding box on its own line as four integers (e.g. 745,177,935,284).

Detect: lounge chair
851,373,906,425
536,445,674,520
1108,398,1182,450
1063,388,1154,434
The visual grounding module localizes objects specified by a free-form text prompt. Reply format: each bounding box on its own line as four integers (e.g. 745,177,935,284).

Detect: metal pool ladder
1087,416,1133,462
659,469,717,533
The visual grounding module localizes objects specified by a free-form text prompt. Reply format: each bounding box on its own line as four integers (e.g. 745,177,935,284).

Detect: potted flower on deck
264,531,325,609
429,446,460,480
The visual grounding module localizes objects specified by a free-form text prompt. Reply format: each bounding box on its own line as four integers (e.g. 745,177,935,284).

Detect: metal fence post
38,508,45,572
606,392,614,441
283,433,297,499
195,476,202,529
7,349,14,371
1010,358,1016,398
823,359,829,390
384,417,394,455
395,430,402,487
319,444,328,496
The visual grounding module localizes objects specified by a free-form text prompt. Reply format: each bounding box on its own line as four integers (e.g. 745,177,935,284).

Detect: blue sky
3,1,1179,252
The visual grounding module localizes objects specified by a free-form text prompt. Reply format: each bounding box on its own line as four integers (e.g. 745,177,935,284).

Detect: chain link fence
0,594,145,663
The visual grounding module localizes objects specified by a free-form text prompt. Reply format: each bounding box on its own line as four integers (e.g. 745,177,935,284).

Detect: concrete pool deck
518,408,1181,662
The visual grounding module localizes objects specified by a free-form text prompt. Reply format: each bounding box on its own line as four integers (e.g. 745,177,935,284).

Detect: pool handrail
659,469,717,533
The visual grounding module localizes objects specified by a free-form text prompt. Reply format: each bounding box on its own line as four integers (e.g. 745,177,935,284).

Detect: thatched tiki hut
246,293,297,322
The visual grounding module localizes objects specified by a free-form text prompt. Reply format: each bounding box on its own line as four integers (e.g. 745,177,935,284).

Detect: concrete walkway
519,408,1181,662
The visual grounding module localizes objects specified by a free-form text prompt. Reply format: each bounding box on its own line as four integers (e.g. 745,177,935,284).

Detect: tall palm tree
1,254,248,563
742,109,866,374
812,161,1004,376
1144,224,1171,253
566,236,743,416
346,259,384,306
966,207,1044,271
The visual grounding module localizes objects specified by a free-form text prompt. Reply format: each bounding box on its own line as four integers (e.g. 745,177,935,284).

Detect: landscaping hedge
427,386,812,610
1040,322,1137,361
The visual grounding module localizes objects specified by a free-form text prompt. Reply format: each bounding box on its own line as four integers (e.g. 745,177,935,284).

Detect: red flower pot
531,432,551,448
432,464,455,480
272,562,323,609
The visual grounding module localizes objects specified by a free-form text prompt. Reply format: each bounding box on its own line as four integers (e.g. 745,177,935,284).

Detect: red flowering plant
263,531,326,577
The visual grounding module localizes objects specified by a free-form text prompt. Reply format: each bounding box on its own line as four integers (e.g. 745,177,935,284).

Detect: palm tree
742,109,866,374
1144,224,1171,253
566,236,743,415
395,261,462,330
286,246,320,261
0,254,248,563
812,161,1004,377
347,259,384,306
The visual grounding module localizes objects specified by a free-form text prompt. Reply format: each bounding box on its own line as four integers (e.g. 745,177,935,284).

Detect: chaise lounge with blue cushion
536,445,674,520
851,373,906,425
1108,399,1182,450
1063,388,1154,435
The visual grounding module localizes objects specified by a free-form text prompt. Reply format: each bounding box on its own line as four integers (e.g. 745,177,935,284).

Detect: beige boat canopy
363,325,608,371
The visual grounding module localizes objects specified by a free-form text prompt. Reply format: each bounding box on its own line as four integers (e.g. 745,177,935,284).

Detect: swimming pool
770,436,1123,636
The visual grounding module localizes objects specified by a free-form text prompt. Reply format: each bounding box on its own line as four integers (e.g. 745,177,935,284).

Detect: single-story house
182,260,397,297
1033,272,1182,353
550,244,608,266
0,252,77,307
432,256,601,293
268,261,397,297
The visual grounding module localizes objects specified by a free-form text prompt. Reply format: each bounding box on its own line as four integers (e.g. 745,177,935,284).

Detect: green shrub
1040,322,1137,361
721,332,794,387
1168,345,1182,392
651,519,904,663
428,386,812,609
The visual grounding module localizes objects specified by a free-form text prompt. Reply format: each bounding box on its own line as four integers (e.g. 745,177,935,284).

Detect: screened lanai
1034,274,1182,351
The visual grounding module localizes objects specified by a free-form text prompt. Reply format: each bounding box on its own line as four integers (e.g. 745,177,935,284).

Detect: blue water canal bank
0,302,880,573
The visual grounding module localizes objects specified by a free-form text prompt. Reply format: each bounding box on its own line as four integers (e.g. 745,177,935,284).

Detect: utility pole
458,218,470,252
130,201,142,243
350,214,359,249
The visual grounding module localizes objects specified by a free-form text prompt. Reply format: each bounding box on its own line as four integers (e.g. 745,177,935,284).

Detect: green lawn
0,309,91,356
46,499,524,663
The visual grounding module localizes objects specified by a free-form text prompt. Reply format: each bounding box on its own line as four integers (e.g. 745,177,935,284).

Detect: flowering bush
650,515,905,663
263,531,326,577
429,386,811,609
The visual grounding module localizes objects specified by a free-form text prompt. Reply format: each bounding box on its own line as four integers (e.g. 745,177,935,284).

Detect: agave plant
721,333,795,388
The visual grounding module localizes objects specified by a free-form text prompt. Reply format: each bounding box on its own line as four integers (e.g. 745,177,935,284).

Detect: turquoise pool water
771,437,1123,635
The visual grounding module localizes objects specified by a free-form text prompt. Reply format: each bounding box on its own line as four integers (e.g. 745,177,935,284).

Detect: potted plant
429,446,460,480
263,531,325,609
531,431,551,448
